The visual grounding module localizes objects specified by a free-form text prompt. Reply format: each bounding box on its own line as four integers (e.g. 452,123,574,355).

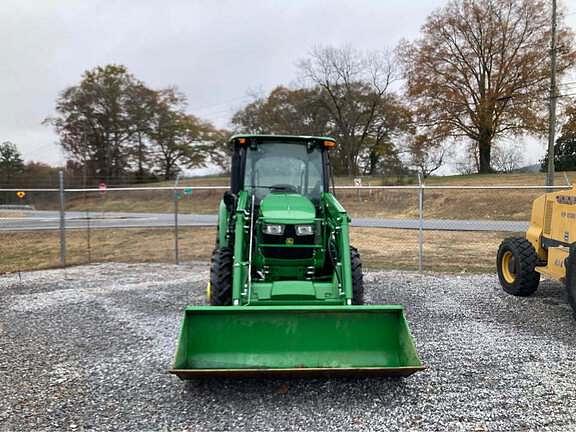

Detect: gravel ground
1,263,576,431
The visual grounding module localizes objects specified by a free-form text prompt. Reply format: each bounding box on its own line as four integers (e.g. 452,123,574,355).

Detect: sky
1,0,575,172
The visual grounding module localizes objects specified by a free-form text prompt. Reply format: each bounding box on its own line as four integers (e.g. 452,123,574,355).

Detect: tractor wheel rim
502,251,516,283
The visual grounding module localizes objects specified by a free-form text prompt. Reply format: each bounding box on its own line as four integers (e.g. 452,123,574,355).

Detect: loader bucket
169,305,423,378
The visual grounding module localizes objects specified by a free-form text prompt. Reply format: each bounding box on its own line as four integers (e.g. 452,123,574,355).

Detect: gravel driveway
1,263,575,431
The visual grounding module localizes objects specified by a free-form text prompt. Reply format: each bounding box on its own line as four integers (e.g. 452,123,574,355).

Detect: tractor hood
260,193,316,224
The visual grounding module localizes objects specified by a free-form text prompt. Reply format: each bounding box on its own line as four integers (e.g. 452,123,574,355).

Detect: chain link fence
1,173,572,275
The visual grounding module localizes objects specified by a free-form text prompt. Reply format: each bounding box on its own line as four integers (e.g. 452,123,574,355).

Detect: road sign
183,187,193,196
16,191,26,199
353,177,362,187
98,182,107,193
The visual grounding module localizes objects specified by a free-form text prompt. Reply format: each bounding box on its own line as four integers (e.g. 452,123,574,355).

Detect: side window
306,152,323,200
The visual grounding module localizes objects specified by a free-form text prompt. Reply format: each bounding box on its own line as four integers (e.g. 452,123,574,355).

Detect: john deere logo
285,237,294,245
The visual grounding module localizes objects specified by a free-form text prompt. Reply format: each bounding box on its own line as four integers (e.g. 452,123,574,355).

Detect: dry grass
0,228,216,274
59,187,550,221
351,227,511,272
1,227,512,274
426,171,575,186
0,211,26,218
51,171,574,220
62,189,220,214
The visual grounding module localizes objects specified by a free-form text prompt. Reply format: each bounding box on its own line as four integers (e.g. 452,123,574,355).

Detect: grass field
57,187,545,220
0,226,512,274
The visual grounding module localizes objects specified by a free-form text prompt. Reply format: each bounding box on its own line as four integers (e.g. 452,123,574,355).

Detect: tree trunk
164,157,174,181
137,134,144,183
367,150,379,175
478,130,492,174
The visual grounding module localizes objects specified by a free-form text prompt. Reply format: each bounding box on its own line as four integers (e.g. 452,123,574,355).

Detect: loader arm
323,192,353,303
231,190,250,305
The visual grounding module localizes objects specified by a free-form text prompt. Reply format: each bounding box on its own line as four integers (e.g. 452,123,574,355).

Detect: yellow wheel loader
497,185,576,315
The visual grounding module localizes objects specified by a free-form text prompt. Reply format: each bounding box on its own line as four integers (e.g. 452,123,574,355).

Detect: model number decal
556,195,576,205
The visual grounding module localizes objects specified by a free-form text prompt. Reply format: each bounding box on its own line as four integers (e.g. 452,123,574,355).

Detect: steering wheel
270,184,299,193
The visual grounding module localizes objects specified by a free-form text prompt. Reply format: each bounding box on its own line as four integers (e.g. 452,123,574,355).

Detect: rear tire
350,246,364,305
564,244,576,317
210,247,233,306
496,237,540,297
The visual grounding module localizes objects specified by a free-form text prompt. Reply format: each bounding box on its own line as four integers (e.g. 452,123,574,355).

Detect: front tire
496,237,540,297
350,246,364,305
209,247,233,306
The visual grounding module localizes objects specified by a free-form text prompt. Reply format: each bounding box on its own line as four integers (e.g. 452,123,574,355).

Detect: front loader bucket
170,305,423,378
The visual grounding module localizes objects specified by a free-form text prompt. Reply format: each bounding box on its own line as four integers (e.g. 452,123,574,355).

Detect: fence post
58,170,66,267
174,174,181,265
418,172,424,273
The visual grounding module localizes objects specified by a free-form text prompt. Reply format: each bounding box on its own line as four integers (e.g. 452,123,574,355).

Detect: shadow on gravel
180,375,409,401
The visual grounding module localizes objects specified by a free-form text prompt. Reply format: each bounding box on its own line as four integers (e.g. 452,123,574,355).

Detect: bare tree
453,142,481,175
404,134,448,178
401,0,575,173
298,46,402,175
492,142,524,172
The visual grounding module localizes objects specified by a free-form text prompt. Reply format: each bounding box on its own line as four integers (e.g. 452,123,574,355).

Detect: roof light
323,140,336,149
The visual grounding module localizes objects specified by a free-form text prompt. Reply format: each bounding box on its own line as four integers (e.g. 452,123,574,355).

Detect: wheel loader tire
496,237,540,297
350,246,364,305
564,244,576,317
209,247,233,306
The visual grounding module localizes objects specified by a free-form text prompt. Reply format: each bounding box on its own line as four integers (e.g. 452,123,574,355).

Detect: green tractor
170,135,422,377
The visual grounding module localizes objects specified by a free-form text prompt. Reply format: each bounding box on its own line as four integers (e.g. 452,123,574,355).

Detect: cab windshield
244,142,324,201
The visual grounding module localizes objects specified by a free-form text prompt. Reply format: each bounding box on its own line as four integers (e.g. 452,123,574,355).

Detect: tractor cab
222,136,341,290
236,135,331,204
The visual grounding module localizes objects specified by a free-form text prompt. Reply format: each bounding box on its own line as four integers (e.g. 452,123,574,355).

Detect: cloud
3,0,569,167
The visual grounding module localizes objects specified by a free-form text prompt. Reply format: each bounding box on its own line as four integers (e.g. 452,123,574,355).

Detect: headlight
263,224,284,235
296,225,314,236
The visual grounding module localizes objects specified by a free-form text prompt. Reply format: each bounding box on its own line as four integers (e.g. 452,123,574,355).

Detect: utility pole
546,0,558,189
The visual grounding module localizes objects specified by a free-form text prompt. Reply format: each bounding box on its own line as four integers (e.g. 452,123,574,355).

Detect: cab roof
229,134,336,143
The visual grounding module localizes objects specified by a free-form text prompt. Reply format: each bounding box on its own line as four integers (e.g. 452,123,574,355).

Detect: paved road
0,210,528,232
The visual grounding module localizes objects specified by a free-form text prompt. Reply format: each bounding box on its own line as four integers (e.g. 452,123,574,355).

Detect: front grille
262,225,314,259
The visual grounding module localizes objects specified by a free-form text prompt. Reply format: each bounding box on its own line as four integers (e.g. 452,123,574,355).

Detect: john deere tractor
170,135,422,377
497,185,576,316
